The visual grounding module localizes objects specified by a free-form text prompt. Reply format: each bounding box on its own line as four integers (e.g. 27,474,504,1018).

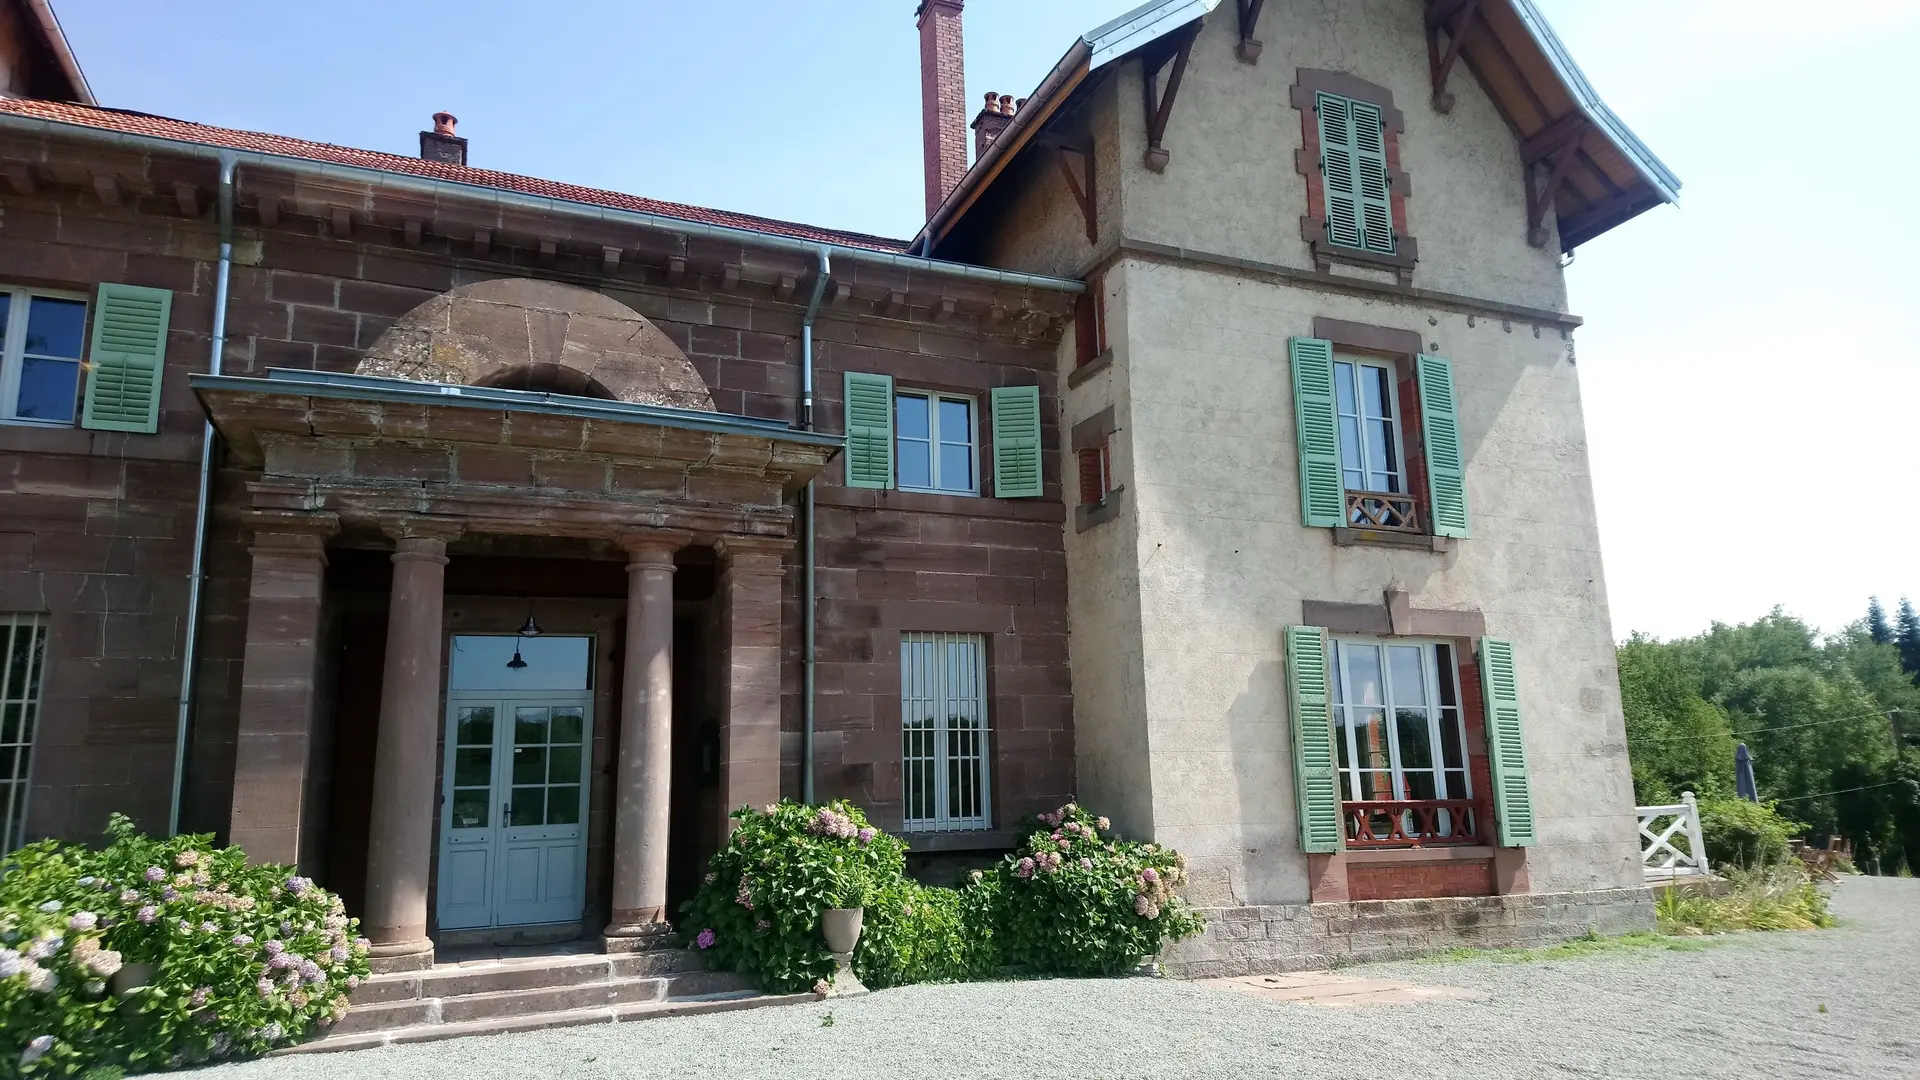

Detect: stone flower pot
110,962,156,997
822,907,864,954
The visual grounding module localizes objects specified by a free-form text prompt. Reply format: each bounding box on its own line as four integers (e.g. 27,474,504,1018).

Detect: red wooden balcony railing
1345,490,1422,533
1343,799,1484,848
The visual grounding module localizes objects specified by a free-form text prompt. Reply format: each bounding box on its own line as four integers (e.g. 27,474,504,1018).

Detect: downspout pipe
167,151,236,835
798,246,832,804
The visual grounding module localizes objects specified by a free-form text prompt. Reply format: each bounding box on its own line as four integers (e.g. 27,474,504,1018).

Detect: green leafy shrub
1656,862,1835,934
1698,797,1804,869
994,802,1204,977
1,815,370,1075
856,875,1000,989
677,800,906,993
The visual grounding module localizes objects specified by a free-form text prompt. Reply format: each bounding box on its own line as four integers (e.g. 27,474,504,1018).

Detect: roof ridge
0,97,912,252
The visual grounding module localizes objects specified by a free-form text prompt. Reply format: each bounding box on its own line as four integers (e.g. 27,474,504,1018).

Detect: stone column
229,513,339,869
604,530,686,949
362,521,459,972
715,536,791,835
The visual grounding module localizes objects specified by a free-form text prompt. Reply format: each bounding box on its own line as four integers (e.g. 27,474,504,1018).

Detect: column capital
714,534,792,576
617,528,692,569
375,515,464,545
243,511,339,559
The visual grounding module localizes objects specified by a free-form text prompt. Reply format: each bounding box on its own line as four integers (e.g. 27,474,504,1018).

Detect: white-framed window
0,287,89,426
1329,636,1470,804
895,391,978,496
1,614,49,853
1334,357,1404,495
900,631,990,832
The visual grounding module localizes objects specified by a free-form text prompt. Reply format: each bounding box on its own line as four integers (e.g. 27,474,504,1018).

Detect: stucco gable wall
1117,0,1570,313
1120,256,1638,903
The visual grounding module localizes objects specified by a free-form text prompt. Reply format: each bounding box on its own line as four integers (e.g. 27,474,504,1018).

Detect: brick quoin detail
918,0,970,219
1348,859,1493,901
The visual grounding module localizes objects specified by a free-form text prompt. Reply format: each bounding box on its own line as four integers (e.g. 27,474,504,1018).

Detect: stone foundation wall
1159,887,1655,978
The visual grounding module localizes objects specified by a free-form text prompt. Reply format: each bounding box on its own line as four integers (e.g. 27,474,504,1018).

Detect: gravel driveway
207,877,1920,1079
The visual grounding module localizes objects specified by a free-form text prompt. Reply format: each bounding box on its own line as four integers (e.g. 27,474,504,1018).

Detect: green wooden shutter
1479,637,1536,848
990,384,1043,499
842,371,894,489
1286,625,1344,854
80,283,172,434
1316,93,1394,256
1290,337,1344,528
1416,354,1471,538
1350,101,1395,256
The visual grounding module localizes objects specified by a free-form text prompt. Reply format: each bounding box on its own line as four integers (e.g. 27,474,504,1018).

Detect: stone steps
284,946,802,1053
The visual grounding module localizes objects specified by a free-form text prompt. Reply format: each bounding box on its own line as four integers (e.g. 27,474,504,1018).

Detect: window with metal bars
899,632,991,832
1,614,49,853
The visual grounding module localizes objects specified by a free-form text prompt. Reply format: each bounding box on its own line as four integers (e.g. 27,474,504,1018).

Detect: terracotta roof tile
0,97,911,253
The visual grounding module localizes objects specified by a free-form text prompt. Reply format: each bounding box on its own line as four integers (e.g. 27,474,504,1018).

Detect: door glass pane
457,707,494,746
1345,647,1383,707
512,746,547,786
15,358,79,423
1404,771,1438,801
1440,710,1466,771
1339,416,1362,489
1362,364,1391,419
548,745,582,785
1396,710,1434,769
547,785,581,825
1354,709,1388,771
1435,645,1459,707
1358,770,1392,800
937,398,971,445
24,297,85,358
1387,646,1427,705
515,708,549,746
1445,769,1471,801
510,786,545,826
1334,362,1356,413
451,789,489,830
550,707,584,745
454,747,492,787
938,443,972,491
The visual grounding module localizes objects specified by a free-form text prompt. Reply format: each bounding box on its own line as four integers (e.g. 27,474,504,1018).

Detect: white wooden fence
1638,791,1710,881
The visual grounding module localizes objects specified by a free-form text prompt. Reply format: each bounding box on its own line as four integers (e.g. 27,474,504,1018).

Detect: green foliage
994,803,1204,977
855,876,999,989
676,800,905,994
1697,797,1803,869
1654,863,1835,934
680,800,1205,993
1420,930,1718,965
1,815,370,1075
1867,598,1894,647
1620,607,1920,875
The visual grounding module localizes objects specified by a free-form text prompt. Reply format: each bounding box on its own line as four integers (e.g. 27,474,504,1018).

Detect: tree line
1619,599,1920,874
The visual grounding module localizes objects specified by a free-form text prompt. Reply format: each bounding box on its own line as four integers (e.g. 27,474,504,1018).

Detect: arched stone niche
357,278,716,412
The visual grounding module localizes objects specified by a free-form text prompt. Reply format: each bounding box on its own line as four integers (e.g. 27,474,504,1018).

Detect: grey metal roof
191,368,846,449
1084,0,1222,69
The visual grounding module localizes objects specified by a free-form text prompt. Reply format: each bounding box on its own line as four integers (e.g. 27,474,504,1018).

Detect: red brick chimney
917,0,968,218
971,93,1017,158
419,111,467,166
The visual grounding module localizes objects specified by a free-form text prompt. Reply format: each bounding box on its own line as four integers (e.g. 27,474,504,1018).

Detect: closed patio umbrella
1735,742,1759,802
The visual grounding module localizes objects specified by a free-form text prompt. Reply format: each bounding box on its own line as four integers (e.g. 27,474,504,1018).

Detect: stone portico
198,280,839,970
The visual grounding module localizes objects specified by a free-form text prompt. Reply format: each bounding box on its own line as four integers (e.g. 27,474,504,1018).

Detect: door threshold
436,920,589,950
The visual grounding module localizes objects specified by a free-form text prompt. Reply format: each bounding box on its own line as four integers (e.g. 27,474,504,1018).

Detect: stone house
0,0,1674,999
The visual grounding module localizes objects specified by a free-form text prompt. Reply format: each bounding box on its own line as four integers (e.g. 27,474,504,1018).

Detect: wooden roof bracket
1236,0,1267,63
1141,22,1200,173
1425,0,1482,114
1524,114,1590,248
1046,136,1099,245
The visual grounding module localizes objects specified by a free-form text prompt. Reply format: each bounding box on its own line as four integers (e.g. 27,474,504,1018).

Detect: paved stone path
209,877,1920,1079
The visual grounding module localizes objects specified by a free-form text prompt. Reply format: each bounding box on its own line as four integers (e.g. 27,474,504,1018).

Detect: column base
602,921,676,953
825,951,867,997
366,938,436,973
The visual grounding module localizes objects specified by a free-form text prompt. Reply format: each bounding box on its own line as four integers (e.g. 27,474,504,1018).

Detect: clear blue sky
54,0,1920,641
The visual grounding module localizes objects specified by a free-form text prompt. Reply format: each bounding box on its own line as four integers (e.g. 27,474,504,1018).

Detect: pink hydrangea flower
1097,816,1111,831
137,906,157,924
143,866,165,882
1080,858,1092,870
1016,857,1035,879
1142,868,1160,885
695,928,717,950
857,827,876,845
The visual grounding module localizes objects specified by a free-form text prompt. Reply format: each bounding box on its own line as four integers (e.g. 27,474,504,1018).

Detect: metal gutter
798,247,832,804
167,151,234,836
192,368,847,448
1508,0,1681,203
0,112,1084,297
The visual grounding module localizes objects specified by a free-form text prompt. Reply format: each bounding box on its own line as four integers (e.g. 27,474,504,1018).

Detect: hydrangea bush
677,800,906,993
0,815,370,1075
995,802,1204,976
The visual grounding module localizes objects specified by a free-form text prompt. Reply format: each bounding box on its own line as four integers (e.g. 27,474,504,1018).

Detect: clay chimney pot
432,112,458,136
